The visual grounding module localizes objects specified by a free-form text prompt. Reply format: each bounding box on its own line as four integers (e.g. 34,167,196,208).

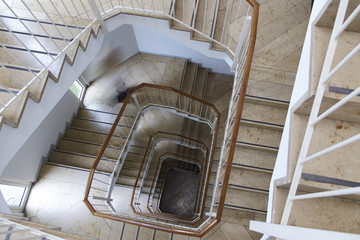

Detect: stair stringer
0,24,106,183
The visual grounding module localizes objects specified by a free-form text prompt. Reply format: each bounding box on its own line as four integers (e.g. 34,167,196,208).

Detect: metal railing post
87,0,109,33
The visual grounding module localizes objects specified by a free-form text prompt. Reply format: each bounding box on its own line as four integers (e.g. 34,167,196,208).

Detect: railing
131,132,208,213
209,0,258,219
84,83,221,236
0,0,93,114
148,153,204,217
0,0,257,116
130,133,209,224
81,0,258,237
0,217,64,240
251,0,360,238
0,0,258,235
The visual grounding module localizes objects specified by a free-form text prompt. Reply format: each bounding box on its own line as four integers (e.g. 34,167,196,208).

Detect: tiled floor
159,168,199,217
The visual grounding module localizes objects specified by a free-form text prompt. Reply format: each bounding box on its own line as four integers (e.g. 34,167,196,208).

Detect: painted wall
81,24,139,84
265,0,330,224
105,14,233,74
1,91,81,183
0,28,105,184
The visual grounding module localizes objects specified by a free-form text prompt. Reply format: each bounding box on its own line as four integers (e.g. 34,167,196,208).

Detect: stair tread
172,0,199,28
237,124,282,149
182,62,198,95
193,0,218,38
241,101,288,126
225,187,268,212
0,66,35,89
0,30,64,54
0,14,86,38
229,167,271,191
192,67,208,99
1,90,28,127
0,46,53,69
246,79,293,103
233,146,277,170
27,70,50,102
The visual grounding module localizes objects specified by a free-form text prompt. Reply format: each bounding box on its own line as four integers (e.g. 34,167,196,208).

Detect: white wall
105,14,233,74
265,0,330,223
1,91,81,183
0,28,105,184
81,24,139,84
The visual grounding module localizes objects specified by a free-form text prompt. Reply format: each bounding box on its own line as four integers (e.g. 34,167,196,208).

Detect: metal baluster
20,0,63,52
48,0,76,38
69,0,88,27
36,0,68,42
220,0,232,43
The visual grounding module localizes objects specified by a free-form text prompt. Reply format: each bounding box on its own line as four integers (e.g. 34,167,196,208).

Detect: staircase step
181,62,198,95
225,187,268,213
242,101,287,126
71,118,131,135
49,149,114,172
237,125,282,149
193,0,218,40
0,30,65,54
78,107,135,124
246,79,293,103
233,147,277,170
57,138,122,159
0,65,36,89
192,67,208,99
0,15,77,40
229,167,272,191
272,187,360,234
0,46,53,69
288,113,360,193
171,0,199,29
0,89,29,127
64,127,126,146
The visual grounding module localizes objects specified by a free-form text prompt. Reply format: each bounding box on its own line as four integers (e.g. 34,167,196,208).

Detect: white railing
131,132,208,213
0,217,64,240
84,83,220,233
0,0,255,118
251,0,360,238
210,7,253,214
0,0,93,113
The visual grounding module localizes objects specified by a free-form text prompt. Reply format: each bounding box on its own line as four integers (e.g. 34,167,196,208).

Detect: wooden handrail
215,0,259,224
83,0,259,236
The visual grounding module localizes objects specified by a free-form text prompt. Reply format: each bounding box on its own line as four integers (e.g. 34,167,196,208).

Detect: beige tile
258,0,294,26
254,34,298,68
272,47,302,72
205,227,227,240
284,71,297,86
286,19,309,47
257,6,304,47
109,221,125,240
220,223,253,240
249,66,285,84
137,227,154,240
